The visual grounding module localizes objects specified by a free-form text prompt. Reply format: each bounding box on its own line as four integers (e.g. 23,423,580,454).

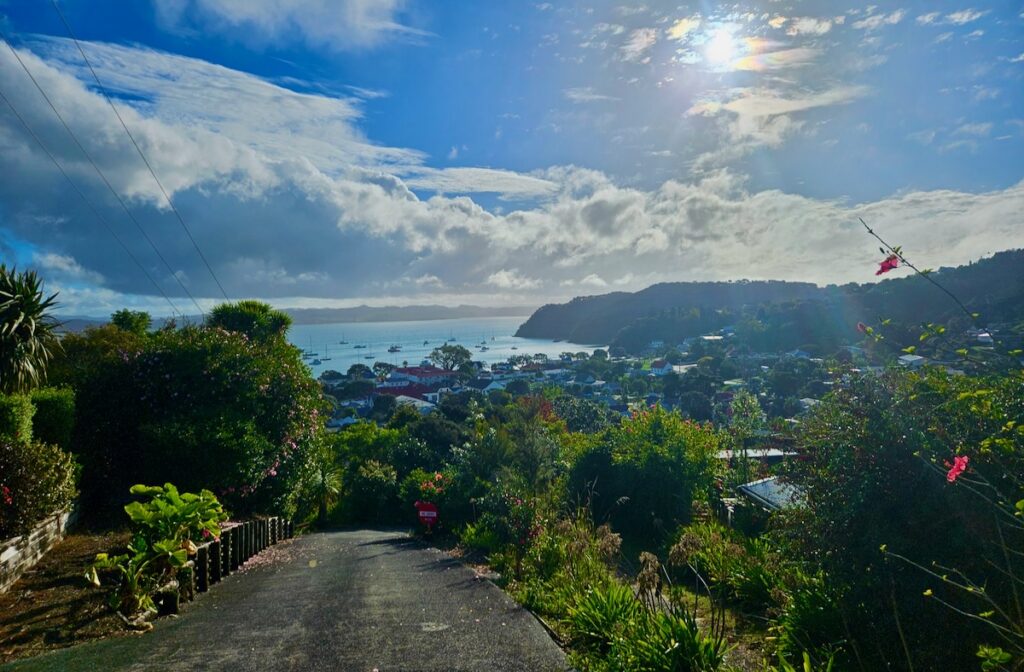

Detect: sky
0,0,1021,317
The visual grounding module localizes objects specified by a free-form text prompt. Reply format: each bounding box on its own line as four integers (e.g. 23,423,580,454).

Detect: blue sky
0,0,1021,317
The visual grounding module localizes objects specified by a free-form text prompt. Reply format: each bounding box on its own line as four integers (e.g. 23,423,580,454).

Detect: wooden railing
185,517,294,597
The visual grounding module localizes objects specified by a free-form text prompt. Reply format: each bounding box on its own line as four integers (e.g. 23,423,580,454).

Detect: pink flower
946,455,969,483
856,322,868,333
1,485,12,506
875,254,900,276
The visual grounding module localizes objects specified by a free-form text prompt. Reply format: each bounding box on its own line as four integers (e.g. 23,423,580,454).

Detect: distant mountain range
283,304,534,325
516,250,1024,352
56,304,535,330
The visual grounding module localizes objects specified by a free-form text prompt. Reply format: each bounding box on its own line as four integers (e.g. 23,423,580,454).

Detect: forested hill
515,250,1024,349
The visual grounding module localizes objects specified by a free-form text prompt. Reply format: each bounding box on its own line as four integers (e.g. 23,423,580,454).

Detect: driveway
4,529,568,672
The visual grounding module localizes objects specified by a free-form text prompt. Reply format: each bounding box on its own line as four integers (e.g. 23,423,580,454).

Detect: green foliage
568,406,720,542
50,317,324,519
345,460,398,523
123,483,226,546
609,609,726,672
110,309,152,336
0,436,78,538
206,300,292,343
29,386,75,450
428,343,472,371
87,484,226,620
0,265,60,394
0,393,34,443
567,583,641,653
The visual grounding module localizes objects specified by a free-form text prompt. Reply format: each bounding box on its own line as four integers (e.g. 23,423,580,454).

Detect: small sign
414,501,439,531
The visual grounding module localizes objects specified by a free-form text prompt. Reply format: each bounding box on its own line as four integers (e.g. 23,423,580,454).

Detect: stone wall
0,507,78,593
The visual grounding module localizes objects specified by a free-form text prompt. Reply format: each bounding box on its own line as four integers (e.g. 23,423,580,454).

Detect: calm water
287,315,597,377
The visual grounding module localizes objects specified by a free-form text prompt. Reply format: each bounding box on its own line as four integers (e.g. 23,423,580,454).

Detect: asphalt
4,530,569,672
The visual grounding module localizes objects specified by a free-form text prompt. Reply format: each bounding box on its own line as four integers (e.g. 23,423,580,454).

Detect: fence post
196,545,210,593
210,540,222,584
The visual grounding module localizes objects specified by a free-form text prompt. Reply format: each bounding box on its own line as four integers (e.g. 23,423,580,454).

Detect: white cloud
447,146,459,160
33,252,105,285
786,17,832,36
916,12,940,25
564,87,620,103
666,17,700,41
944,9,987,25
955,122,993,137
1011,53,1024,63
907,129,936,145
935,32,953,43
152,0,430,51
620,28,658,62
852,10,906,31
486,269,541,290
401,167,558,197
579,273,608,287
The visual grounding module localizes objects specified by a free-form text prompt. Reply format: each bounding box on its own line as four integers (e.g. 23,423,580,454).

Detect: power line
50,0,231,302
2,35,207,317
0,80,183,318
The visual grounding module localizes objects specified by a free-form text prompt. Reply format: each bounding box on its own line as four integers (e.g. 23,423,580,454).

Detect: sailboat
321,344,332,361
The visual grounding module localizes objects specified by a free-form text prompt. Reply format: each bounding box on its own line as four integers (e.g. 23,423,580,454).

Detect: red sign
414,501,439,530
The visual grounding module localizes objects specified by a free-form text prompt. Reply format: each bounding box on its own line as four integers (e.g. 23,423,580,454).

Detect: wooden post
196,545,210,593
210,540,222,584
230,526,241,570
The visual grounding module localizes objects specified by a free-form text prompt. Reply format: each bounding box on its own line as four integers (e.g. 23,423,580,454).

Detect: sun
704,28,738,68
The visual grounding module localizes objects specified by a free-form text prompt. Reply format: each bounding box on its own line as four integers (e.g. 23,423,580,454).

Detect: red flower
1,485,11,506
875,254,900,276
946,455,969,483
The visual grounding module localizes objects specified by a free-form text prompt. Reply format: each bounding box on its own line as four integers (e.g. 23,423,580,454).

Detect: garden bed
0,531,131,664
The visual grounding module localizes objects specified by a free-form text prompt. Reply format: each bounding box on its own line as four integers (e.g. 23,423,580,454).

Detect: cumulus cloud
151,0,430,51
486,269,541,290
2,37,1023,316
944,9,987,25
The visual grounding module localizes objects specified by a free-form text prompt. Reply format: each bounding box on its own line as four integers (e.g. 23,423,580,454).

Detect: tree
506,379,531,396
592,349,609,361
372,362,396,378
0,265,60,394
429,344,472,371
207,300,292,343
677,391,713,422
110,309,151,336
347,363,372,379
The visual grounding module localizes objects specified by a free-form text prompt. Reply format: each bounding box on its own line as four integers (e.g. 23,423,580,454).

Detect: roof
736,477,802,511
651,359,670,368
375,384,437,400
394,395,436,411
394,366,454,378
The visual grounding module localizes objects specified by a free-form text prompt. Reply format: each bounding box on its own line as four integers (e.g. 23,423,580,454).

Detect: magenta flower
875,254,900,276
946,455,969,483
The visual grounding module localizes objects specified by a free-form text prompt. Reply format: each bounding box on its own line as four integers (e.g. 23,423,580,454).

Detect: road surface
4,530,568,672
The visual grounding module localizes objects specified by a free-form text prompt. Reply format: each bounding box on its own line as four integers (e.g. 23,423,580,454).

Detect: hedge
0,438,79,538
0,394,34,444
30,387,75,450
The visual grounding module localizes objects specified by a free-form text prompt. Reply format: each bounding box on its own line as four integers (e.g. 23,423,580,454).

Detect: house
394,395,436,415
785,349,811,359
898,354,926,369
799,398,820,413
650,359,674,376
977,332,994,344
375,383,437,401
386,365,457,386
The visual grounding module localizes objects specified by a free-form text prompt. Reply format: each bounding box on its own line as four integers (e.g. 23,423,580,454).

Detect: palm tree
0,265,60,394
310,456,342,525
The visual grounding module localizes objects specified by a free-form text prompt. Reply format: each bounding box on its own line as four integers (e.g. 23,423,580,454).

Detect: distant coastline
283,304,535,325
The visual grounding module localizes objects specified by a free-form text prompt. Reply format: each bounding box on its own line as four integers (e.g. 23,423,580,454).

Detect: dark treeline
516,250,1024,352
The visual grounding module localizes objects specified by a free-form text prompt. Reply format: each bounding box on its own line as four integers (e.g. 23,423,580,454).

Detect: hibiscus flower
875,254,900,276
946,455,969,483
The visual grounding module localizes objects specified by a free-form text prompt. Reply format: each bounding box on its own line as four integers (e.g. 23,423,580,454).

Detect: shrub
566,582,642,653
0,437,78,538
87,484,227,621
568,406,720,543
30,387,75,450
0,393,33,443
611,609,726,672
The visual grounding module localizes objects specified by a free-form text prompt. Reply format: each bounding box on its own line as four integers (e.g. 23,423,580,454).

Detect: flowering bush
50,313,325,518
0,437,78,538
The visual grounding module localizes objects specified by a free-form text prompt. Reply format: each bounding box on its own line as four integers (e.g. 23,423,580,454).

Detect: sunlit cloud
733,44,820,72
785,17,833,36
666,17,700,41
852,10,906,31
620,27,658,62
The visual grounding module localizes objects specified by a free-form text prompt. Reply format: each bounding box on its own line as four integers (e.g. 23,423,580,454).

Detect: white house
650,359,674,376
898,354,926,369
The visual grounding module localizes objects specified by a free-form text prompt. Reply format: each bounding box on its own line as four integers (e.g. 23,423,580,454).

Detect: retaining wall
0,507,78,593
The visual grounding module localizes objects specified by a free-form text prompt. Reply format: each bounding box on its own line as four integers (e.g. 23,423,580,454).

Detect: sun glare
704,28,738,68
